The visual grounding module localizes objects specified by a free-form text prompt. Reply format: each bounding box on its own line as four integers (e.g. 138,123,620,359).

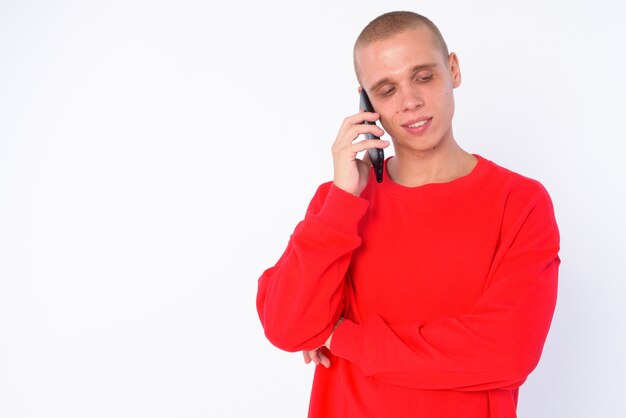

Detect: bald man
257,11,560,418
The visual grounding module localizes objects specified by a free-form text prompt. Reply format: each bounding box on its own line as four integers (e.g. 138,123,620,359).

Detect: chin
394,136,445,155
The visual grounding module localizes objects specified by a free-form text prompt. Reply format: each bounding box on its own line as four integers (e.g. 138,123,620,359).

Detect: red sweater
257,155,560,418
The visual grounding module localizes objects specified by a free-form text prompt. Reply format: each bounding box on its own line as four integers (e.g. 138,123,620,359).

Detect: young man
257,11,559,418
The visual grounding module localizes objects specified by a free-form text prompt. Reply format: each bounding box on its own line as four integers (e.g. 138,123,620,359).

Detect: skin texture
304,26,477,367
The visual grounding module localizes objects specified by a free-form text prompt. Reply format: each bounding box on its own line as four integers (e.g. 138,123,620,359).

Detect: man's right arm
257,111,388,353
256,182,368,352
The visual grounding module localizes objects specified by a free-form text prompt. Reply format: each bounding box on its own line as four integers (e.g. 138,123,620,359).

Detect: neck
387,139,477,188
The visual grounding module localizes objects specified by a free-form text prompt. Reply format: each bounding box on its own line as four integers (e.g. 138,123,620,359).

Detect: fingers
348,110,380,125
334,112,384,144
335,120,385,147
331,111,389,196
302,349,331,368
319,351,331,368
348,138,390,155
303,349,320,366
332,111,387,155
310,350,321,366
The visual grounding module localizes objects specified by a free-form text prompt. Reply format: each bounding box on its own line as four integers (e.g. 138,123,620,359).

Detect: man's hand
331,112,389,196
302,348,331,368
302,318,345,368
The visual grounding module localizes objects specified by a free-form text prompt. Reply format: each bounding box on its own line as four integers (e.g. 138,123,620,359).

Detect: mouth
407,120,429,128
402,117,433,132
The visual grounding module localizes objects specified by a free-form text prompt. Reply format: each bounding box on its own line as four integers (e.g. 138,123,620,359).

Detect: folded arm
329,182,560,391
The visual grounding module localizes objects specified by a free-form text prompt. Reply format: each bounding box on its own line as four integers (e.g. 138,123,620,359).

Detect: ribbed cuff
314,184,369,236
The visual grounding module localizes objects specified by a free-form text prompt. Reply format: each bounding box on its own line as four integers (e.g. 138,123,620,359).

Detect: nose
400,86,424,112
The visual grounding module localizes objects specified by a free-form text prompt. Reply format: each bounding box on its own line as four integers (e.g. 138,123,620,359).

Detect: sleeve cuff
329,315,400,376
313,184,369,236
329,318,364,362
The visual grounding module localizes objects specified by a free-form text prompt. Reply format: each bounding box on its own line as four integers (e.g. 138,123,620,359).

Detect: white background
1,0,624,417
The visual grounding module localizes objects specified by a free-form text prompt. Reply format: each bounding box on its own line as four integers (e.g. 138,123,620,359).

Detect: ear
357,86,363,94
448,52,462,88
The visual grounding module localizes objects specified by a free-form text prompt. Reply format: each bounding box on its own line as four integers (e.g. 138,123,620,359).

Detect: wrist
332,179,359,196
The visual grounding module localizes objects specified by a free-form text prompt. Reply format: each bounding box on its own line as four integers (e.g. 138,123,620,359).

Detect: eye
415,73,433,82
380,86,396,96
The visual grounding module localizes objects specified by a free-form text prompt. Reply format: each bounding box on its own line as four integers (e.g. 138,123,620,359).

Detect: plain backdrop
1,0,625,417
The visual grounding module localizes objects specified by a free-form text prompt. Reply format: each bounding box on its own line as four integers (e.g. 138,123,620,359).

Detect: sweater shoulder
483,158,553,203
482,159,558,240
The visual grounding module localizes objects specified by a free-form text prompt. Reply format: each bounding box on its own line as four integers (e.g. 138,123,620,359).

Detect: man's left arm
327,181,560,391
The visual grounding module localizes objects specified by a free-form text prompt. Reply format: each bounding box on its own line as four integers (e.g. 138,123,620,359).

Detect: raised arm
257,183,368,351
257,111,389,352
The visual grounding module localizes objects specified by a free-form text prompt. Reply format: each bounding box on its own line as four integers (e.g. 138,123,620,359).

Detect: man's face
355,28,461,155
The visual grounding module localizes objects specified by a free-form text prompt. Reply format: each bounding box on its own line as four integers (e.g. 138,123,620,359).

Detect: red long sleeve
257,155,560,418
257,183,369,351
330,183,559,390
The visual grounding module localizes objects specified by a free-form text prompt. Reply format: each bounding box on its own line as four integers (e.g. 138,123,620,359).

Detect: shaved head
354,11,449,81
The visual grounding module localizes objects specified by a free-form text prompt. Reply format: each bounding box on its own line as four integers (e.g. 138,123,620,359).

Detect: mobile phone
359,89,384,183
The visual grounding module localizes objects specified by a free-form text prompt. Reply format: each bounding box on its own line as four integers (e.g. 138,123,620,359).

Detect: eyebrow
368,63,438,93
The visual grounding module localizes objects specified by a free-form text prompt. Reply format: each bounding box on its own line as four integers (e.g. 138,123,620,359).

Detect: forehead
355,28,445,87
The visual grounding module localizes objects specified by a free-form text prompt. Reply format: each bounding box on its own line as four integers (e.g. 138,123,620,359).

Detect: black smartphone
359,89,384,183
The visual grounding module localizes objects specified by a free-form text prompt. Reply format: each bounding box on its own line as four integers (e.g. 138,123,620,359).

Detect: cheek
378,103,401,127
441,89,455,110
442,94,456,122
447,90,455,108
379,117,393,134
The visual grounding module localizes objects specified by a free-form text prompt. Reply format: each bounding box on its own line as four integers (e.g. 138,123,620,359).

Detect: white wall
1,0,624,417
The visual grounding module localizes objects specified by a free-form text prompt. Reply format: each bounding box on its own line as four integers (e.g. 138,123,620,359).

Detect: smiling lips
402,117,433,133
